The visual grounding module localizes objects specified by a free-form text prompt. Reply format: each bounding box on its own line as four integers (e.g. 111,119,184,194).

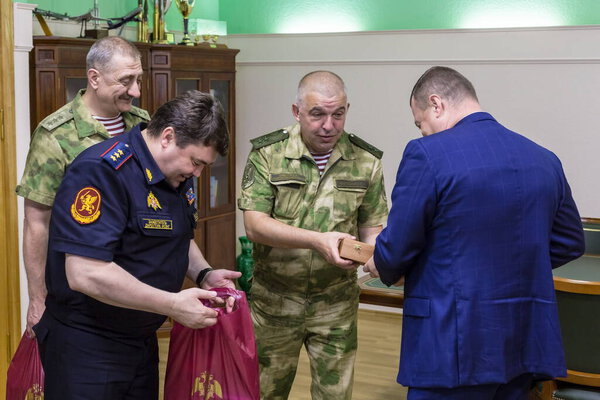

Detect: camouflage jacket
238,124,388,296
16,89,150,206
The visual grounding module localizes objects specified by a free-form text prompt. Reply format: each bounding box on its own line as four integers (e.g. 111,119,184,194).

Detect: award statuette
175,0,195,46
152,0,171,44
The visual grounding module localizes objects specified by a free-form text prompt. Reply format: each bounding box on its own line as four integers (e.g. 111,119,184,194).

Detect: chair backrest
554,254,600,387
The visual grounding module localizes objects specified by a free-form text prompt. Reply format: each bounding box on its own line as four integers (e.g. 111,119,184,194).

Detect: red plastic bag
164,287,260,400
6,332,44,400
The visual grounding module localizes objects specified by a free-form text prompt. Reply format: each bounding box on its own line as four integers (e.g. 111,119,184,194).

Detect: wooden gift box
338,238,374,264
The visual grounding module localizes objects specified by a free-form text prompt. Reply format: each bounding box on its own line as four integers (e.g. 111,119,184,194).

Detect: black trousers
34,312,159,400
407,373,536,400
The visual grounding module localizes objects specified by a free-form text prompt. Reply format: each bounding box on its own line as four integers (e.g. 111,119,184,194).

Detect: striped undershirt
311,150,333,175
93,114,125,137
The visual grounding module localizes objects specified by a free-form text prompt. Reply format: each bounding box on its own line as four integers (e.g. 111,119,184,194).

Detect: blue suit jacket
374,112,585,388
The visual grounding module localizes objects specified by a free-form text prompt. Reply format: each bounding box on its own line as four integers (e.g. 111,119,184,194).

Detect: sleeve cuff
52,237,114,262
237,197,273,213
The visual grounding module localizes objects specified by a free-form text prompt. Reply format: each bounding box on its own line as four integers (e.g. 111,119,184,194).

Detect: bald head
296,70,347,106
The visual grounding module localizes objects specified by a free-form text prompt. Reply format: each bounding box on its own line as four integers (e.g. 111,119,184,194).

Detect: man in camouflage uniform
16,36,149,337
238,70,388,399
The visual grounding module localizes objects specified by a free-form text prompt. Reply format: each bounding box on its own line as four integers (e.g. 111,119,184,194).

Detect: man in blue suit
364,66,585,399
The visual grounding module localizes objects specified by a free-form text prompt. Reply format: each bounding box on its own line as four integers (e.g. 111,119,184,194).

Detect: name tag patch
142,218,173,230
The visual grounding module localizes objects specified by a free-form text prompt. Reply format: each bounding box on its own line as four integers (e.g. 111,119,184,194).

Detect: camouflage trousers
251,279,359,400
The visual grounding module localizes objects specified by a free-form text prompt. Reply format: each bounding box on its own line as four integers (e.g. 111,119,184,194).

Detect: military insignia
242,162,256,189
71,187,101,224
101,141,132,170
348,133,383,159
193,211,199,222
147,191,162,211
186,187,196,205
250,129,289,150
192,371,223,399
146,168,153,182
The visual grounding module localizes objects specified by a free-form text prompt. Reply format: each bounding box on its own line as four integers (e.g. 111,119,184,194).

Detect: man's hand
314,231,358,269
363,258,404,286
26,297,46,338
363,257,379,278
201,268,241,290
201,269,242,312
168,288,220,329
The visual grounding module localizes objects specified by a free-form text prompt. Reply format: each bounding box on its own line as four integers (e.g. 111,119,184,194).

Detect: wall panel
230,27,600,240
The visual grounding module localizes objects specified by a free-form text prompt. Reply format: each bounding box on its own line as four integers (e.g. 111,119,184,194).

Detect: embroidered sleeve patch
71,187,102,224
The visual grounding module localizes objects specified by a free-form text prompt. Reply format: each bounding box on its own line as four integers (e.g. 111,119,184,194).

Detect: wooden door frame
0,0,23,396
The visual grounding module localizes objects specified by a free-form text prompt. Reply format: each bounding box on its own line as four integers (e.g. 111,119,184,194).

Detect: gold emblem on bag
191,371,223,399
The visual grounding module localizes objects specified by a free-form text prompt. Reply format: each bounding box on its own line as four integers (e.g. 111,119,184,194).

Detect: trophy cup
136,0,149,42
175,0,196,46
152,0,171,43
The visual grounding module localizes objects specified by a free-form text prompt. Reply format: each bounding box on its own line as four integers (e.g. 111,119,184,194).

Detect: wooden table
358,275,404,308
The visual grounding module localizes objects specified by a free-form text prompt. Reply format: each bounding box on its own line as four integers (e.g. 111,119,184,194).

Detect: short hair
86,36,141,72
410,66,478,109
147,90,229,156
296,70,347,105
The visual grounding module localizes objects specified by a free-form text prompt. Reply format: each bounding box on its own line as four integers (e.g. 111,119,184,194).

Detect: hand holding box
338,238,374,264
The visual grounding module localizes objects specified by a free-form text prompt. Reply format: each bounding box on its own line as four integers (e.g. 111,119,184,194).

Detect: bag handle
200,287,244,313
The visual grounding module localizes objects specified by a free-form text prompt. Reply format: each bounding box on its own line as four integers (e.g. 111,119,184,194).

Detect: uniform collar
71,89,111,139
129,123,166,185
283,123,356,161
454,111,496,128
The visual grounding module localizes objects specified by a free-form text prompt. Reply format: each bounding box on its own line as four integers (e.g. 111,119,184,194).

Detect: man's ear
160,127,176,149
292,104,300,122
88,68,100,90
428,94,444,117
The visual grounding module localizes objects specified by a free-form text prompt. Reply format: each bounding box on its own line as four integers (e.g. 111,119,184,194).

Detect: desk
358,275,404,308
553,255,600,295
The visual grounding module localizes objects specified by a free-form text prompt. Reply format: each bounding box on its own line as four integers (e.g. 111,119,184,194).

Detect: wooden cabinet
29,37,239,277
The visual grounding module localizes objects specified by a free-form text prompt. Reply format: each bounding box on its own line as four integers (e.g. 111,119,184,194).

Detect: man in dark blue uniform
34,90,241,400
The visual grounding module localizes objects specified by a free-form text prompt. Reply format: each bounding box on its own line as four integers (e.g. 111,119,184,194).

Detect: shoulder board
40,107,74,132
250,129,289,150
128,106,151,121
101,141,133,170
348,133,383,159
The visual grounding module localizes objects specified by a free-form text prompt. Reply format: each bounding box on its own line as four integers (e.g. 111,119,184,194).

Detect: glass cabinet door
205,75,235,216
175,78,200,96
65,76,87,102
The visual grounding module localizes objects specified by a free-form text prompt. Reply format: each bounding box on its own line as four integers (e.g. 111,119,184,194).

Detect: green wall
220,0,600,34
15,0,600,35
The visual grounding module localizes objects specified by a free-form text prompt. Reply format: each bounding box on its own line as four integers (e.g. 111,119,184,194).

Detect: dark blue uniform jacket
45,124,197,339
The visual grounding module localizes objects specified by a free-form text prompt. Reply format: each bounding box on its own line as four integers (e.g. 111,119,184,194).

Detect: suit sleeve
373,140,437,286
549,162,585,268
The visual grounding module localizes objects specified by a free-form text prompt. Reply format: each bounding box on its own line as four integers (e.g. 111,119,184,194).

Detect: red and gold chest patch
70,187,102,224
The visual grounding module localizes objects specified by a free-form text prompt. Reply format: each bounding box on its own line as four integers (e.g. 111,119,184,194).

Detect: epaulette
40,107,75,131
101,141,132,170
348,133,383,159
250,129,289,150
129,106,151,121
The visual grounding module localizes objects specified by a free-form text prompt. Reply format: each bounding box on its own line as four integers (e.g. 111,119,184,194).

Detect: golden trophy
175,0,196,46
152,0,171,44
136,0,149,42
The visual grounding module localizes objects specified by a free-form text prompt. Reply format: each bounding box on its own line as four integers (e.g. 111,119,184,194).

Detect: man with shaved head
239,70,388,399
